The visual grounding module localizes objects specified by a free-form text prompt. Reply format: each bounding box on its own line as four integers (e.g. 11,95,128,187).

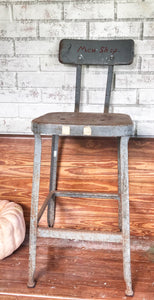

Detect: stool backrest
59,39,134,113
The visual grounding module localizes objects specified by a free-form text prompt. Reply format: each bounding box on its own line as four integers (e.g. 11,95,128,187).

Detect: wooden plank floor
0,235,154,300
0,136,154,237
0,136,154,299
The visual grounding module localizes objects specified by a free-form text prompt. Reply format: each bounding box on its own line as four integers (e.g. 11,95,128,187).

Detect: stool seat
32,112,134,136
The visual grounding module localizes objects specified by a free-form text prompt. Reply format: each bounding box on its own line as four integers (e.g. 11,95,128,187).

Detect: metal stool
28,39,134,296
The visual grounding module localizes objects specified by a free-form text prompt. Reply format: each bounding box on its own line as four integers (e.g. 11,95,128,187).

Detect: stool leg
118,137,122,231
28,134,42,288
47,135,59,227
120,137,133,297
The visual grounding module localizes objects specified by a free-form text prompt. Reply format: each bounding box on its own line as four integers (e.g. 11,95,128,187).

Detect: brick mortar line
114,0,117,21
0,0,153,3
63,18,115,22
115,70,154,74
0,1,38,4
12,39,15,56
61,1,64,21
112,104,154,107
88,20,150,23
1,37,59,41
1,18,153,22
1,37,153,42
36,21,39,38
140,22,144,40
2,40,153,46
116,18,154,21
1,19,153,24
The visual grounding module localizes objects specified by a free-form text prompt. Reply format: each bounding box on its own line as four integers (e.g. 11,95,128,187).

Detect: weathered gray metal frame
118,137,122,231
32,123,133,137
28,134,41,288
28,134,133,296
28,38,134,297
120,137,132,296
59,38,134,113
104,65,114,113
75,65,82,113
47,135,59,227
37,228,122,243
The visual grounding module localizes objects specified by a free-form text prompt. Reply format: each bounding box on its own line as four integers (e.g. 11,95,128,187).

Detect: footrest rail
55,191,120,200
37,228,122,243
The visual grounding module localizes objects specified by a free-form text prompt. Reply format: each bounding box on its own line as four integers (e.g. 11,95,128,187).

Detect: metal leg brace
120,137,133,297
28,134,42,288
47,135,59,227
28,135,133,296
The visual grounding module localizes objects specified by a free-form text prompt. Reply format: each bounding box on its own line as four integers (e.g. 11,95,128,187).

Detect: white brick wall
0,41,14,55
0,58,39,71
116,74,154,89
39,22,87,38
90,22,141,38
144,22,154,37
18,72,76,88
0,21,37,38
0,72,16,88
13,4,62,20
15,40,58,55
64,2,114,20
117,2,154,19
0,5,11,21
0,0,153,136
141,57,154,71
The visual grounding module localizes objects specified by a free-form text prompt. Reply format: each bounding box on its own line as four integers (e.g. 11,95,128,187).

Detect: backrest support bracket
59,39,134,113
104,65,114,113
75,65,82,113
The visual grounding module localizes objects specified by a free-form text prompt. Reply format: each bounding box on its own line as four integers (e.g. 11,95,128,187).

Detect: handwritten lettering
77,45,119,54
77,46,96,53
110,48,118,54
99,46,108,53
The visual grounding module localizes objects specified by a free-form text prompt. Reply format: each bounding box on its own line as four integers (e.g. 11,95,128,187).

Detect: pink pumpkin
0,200,26,260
